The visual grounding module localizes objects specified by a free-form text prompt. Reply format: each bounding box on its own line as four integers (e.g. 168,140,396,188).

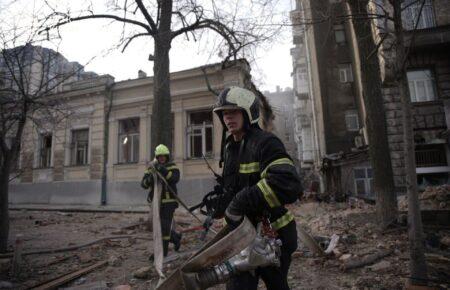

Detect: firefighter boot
171,230,182,252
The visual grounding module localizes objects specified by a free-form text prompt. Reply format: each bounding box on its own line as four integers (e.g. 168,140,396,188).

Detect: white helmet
213,87,260,129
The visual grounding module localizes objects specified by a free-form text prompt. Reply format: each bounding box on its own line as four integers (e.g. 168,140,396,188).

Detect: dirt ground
1,200,449,290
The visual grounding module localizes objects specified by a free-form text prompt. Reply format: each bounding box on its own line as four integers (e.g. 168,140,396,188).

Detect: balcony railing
416,147,448,167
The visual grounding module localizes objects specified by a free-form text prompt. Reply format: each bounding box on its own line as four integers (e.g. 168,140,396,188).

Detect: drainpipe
101,79,115,205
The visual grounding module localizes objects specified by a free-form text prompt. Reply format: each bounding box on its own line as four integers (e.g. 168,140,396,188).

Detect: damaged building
291,0,450,198
5,48,252,206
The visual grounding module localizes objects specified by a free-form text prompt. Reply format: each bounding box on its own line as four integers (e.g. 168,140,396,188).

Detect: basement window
71,129,89,166
118,118,140,163
186,111,213,159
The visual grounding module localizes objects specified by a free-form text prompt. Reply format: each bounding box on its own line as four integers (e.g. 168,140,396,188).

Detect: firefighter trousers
160,204,181,256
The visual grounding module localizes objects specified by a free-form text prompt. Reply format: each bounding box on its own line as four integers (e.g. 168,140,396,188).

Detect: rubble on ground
398,185,450,210
1,200,449,289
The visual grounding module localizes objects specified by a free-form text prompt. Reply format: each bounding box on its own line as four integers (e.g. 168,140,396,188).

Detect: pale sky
1,0,295,92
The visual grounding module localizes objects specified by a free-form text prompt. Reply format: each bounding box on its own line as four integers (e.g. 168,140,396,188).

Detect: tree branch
135,0,158,32
121,32,151,52
43,13,153,35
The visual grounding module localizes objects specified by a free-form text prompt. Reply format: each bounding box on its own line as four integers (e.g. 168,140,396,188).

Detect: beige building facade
10,60,251,206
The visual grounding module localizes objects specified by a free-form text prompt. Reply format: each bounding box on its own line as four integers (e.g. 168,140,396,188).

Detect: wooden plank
341,249,393,271
31,260,108,290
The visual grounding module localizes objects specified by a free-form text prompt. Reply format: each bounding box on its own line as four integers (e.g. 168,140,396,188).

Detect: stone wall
434,0,450,26
382,86,406,190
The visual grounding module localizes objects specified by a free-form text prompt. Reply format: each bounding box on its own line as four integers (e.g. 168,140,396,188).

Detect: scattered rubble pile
1,201,449,289
399,185,450,210
288,200,449,289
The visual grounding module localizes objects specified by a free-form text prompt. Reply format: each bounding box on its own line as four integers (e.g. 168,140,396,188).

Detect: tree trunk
150,1,173,158
392,1,428,285
347,0,398,229
0,164,11,253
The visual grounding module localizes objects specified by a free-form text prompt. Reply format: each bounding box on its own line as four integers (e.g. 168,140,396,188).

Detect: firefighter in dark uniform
211,87,303,290
141,144,182,257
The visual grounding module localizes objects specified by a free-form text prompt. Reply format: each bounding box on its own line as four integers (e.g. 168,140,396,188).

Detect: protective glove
154,163,168,176
203,186,235,219
225,190,247,229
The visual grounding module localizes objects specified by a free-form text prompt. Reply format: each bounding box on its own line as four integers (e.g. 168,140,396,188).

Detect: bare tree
390,0,428,285
42,0,284,155
0,25,93,252
346,0,398,229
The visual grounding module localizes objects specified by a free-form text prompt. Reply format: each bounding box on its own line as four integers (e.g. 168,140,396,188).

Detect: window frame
186,110,214,159
118,117,140,164
353,167,373,196
334,24,346,44
39,133,52,168
407,69,438,103
345,110,360,132
402,0,436,30
338,64,353,83
71,128,89,166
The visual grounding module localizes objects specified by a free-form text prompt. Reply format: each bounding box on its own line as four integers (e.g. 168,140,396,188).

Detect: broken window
402,0,435,30
334,24,346,44
407,69,437,102
338,64,353,83
39,133,52,168
71,129,89,166
354,167,373,195
118,118,140,163
186,111,213,159
345,110,359,132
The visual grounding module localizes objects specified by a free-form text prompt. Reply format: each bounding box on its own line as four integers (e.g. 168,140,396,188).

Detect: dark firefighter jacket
141,161,180,208
222,126,303,232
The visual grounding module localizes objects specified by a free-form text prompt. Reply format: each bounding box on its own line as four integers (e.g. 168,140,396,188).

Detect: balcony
415,145,448,168
405,24,450,49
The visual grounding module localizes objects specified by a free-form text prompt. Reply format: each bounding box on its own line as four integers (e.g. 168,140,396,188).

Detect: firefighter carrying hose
207,86,303,290
141,144,182,257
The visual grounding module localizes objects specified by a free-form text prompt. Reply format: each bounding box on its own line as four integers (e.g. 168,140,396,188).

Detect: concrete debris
368,260,392,272
132,266,153,279
399,185,450,210
339,254,352,261
77,252,92,264
7,203,448,289
74,277,87,285
108,255,122,267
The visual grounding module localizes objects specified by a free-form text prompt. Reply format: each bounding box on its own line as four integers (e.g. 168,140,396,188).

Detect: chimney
276,85,281,92
138,70,147,78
